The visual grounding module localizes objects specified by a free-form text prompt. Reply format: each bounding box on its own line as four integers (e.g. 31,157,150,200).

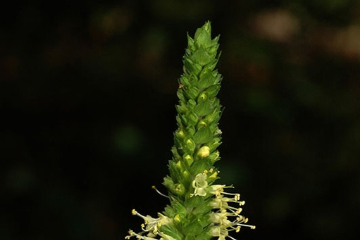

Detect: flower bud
198,146,210,158
184,154,194,166
185,138,196,152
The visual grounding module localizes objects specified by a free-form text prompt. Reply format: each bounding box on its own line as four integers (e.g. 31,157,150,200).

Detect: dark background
1,1,360,240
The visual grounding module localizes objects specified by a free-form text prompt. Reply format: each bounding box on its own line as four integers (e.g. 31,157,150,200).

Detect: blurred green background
1,1,360,240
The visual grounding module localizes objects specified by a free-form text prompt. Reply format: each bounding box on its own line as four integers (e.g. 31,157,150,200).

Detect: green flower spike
125,21,255,240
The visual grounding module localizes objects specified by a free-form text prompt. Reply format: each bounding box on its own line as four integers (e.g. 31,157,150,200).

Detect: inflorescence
125,21,255,240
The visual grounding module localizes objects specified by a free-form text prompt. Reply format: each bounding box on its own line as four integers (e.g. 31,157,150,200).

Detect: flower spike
126,21,255,240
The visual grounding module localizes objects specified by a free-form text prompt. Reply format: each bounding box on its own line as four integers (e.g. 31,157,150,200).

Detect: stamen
236,223,256,229
152,186,169,198
127,231,157,240
125,230,135,239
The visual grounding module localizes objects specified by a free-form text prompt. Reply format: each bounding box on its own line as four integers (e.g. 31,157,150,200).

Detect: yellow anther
235,208,242,215
251,225,256,229
174,214,181,222
239,201,245,206
209,172,218,178
131,209,137,215
236,226,241,232
209,168,214,173
234,194,240,201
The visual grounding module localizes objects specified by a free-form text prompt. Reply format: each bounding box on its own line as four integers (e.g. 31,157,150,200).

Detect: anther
235,208,242,215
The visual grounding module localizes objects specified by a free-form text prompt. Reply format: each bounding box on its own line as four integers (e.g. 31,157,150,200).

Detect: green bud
197,92,207,102
179,76,190,87
194,21,212,48
202,56,220,73
204,84,221,99
175,103,187,114
184,86,199,99
197,70,220,89
209,150,220,163
175,183,185,196
184,138,196,152
163,176,175,192
184,58,202,75
181,170,192,186
208,137,221,152
187,33,195,51
171,146,182,160
188,99,196,109
186,126,195,136
180,114,188,125
184,154,194,166
204,109,220,123
208,45,219,55
186,112,198,126
197,120,207,129
176,89,186,102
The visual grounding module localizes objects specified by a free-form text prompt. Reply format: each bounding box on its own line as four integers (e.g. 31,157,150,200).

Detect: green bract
126,21,255,240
